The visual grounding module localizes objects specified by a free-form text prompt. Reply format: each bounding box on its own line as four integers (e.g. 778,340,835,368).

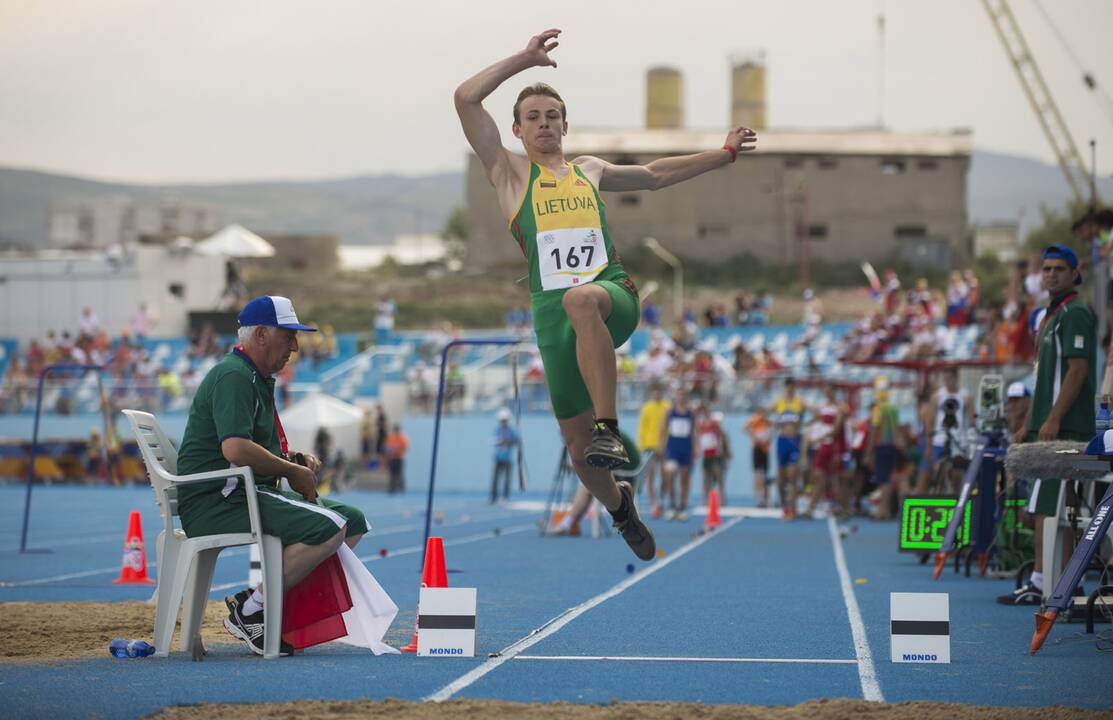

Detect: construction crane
981,0,1097,204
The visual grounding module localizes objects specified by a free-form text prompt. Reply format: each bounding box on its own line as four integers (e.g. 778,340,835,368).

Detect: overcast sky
1,0,1111,185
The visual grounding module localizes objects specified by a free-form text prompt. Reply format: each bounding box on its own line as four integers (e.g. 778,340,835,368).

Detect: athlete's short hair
513,83,566,124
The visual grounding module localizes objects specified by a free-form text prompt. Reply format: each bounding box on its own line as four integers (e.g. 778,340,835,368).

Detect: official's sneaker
666,508,679,521
674,510,689,523
224,603,294,656
224,588,251,617
995,582,1042,606
612,480,656,561
584,423,629,469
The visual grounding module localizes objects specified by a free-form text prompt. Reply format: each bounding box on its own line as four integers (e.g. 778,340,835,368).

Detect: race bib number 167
538,227,609,291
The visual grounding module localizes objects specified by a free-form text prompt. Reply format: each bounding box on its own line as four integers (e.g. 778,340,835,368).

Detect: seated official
175,295,368,656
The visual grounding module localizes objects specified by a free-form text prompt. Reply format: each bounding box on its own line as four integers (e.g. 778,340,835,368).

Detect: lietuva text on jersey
535,195,597,216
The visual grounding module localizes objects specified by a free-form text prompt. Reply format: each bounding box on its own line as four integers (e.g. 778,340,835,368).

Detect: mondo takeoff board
898,496,972,552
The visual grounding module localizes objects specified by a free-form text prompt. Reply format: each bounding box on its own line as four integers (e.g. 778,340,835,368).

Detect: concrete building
256,234,340,274
463,62,971,276
0,243,225,342
48,197,220,249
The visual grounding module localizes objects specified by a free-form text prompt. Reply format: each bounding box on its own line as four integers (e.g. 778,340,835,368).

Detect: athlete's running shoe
612,480,656,561
584,423,629,469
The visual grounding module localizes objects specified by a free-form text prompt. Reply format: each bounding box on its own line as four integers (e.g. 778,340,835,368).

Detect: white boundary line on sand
424,516,744,703
514,655,856,665
826,515,884,702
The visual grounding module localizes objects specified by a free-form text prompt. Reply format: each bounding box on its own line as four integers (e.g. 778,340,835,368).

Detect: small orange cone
704,489,722,530
1029,609,1058,655
401,536,448,652
113,510,155,585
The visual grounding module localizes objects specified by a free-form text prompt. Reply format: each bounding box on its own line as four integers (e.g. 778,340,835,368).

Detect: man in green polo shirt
998,244,1095,606
177,295,369,655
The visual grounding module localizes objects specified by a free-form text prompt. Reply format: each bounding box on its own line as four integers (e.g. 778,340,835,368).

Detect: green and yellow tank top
510,162,635,301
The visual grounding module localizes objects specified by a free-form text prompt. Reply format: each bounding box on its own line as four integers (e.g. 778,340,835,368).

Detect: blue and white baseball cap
1085,429,1113,456
238,296,317,332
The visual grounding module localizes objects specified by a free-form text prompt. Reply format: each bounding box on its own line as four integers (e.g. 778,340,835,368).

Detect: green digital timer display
898,496,973,552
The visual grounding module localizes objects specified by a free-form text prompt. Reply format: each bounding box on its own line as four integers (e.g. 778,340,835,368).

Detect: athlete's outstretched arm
579,126,757,192
454,29,560,181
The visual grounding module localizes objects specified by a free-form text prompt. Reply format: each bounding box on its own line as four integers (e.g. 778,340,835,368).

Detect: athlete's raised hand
523,29,561,68
724,126,758,154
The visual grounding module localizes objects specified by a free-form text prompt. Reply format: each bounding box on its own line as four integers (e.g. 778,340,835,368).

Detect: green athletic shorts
533,280,640,420
1028,479,1062,516
179,485,368,546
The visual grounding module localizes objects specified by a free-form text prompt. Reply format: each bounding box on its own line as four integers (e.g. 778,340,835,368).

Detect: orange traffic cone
1029,609,1058,655
704,488,722,530
113,510,155,585
400,536,448,652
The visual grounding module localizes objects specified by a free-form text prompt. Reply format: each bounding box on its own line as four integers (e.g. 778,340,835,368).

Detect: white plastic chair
122,409,285,659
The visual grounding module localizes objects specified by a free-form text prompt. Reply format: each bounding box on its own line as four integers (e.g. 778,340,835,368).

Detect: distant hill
969,149,1113,231
1,149,1110,249
0,168,463,248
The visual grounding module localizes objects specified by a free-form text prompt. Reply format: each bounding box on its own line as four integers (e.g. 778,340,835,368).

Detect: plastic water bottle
109,639,155,658
1096,399,1111,435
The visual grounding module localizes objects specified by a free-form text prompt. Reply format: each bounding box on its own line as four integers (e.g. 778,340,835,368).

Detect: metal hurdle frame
421,337,532,570
19,363,112,553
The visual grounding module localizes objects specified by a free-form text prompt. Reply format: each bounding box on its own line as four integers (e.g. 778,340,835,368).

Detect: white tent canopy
194,224,275,258
279,393,365,462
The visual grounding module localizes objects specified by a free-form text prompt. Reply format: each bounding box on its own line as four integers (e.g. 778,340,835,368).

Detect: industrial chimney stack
645,66,683,129
730,54,766,130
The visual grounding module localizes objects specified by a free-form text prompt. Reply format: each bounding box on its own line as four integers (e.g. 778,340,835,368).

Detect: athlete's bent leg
562,285,616,419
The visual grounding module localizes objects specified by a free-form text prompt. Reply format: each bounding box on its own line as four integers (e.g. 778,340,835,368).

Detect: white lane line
3,504,520,547
0,563,156,587
826,515,884,703
356,523,537,563
425,516,744,703
515,655,857,665
369,507,531,538
0,495,502,542
0,547,248,588
208,523,537,594
2,507,534,588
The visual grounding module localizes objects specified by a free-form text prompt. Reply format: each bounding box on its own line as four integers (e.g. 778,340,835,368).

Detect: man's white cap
1006,381,1030,399
803,288,815,300
712,411,725,423
497,408,511,421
